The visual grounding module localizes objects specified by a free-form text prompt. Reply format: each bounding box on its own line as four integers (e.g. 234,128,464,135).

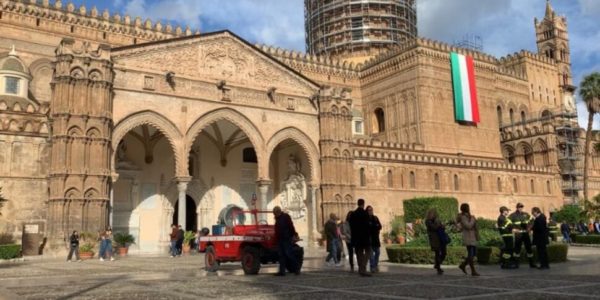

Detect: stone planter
80,251,94,260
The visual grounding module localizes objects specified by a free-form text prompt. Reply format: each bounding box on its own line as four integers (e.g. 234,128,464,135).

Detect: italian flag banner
450,52,480,123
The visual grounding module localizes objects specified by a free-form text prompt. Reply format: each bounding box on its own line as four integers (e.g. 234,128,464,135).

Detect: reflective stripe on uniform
527,253,534,258
502,234,513,237
502,253,512,259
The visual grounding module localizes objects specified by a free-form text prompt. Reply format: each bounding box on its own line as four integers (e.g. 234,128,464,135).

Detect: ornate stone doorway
173,195,197,232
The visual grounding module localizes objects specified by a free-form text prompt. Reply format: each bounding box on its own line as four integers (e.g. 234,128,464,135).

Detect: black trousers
500,236,515,266
433,246,447,268
346,242,354,268
513,232,533,258
536,242,549,268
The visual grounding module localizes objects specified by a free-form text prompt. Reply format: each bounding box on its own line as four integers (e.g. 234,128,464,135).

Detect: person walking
560,222,571,244
456,203,480,276
104,228,115,261
531,207,550,270
426,208,447,275
324,213,341,267
367,205,382,273
497,206,517,269
176,225,184,256
341,211,354,272
66,230,81,262
349,198,372,277
169,224,178,257
509,203,536,268
273,206,300,276
98,230,107,261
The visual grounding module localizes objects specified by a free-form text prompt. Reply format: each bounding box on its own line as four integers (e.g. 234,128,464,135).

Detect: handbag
438,228,451,245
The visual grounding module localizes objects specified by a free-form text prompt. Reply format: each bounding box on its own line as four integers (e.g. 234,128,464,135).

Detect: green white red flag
450,52,480,123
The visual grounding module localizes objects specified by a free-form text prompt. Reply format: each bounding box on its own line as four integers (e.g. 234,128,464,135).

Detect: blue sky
71,0,600,127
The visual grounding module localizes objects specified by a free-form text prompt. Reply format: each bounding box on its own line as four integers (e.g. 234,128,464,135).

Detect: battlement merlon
0,0,199,46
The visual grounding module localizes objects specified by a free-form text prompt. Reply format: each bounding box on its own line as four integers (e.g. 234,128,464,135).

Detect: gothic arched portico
266,127,320,244
181,107,267,231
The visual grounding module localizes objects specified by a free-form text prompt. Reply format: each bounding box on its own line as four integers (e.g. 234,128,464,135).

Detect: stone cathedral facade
0,0,597,254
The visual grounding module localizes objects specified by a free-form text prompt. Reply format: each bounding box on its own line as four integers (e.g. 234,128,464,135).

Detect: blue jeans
98,239,107,258
562,232,571,243
278,239,298,274
326,238,340,264
170,241,177,256
370,246,380,270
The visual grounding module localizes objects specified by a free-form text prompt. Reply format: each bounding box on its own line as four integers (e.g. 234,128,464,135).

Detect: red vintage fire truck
198,209,303,275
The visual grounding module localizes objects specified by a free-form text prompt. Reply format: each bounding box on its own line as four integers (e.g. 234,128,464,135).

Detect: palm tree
580,72,600,208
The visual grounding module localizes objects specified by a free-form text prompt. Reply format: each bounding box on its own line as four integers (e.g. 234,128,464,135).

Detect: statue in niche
280,154,307,219
116,140,139,170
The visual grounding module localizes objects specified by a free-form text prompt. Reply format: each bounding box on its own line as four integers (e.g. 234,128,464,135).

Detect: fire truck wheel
242,246,261,275
205,245,219,272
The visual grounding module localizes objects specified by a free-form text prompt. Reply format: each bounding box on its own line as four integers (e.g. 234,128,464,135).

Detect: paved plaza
0,247,599,300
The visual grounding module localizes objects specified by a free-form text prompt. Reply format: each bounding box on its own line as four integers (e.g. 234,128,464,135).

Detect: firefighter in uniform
497,206,517,269
548,213,559,242
509,202,537,268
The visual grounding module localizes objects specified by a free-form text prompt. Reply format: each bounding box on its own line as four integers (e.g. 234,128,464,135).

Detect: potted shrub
383,232,393,244
78,231,96,259
182,231,196,254
79,242,95,259
113,232,135,256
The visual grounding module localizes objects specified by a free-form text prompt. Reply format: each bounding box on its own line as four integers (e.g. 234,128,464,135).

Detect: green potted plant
78,231,96,259
182,231,196,254
113,232,135,256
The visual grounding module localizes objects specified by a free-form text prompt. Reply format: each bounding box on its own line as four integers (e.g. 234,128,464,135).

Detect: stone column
256,179,272,211
109,174,118,228
309,185,319,243
177,180,189,230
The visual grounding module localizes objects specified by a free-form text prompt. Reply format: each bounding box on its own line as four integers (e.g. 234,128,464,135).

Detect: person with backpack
66,230,81,262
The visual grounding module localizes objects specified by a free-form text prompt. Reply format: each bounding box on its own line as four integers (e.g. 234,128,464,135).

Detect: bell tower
48,39,114,245
535,0,572,88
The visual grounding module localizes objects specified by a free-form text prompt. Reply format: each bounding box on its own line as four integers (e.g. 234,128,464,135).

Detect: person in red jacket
273,206,299,276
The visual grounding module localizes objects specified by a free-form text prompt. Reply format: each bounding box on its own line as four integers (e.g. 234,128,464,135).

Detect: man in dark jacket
273,206,299,276
531,207,549,269
367,206,382,273
349,198,372,277
176,225,184,256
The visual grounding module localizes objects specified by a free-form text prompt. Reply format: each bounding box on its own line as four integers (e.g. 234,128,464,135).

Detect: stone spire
545,0,554,18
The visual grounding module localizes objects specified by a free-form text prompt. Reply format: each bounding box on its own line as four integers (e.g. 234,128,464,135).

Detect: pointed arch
112,110,182,175
186,108,266,179
266,127,320,184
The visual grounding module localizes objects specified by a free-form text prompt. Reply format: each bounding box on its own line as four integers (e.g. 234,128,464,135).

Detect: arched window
453,174,459,191
546,180,551,194
434,173,440,190
409,171,416,189
520,111,526,124
509,109,514,125
359,168,366,187
387,170,393,188
497,177,502,192
530,179,535,194
505,147,516,164
478,176,483,192
523,144,534,166
513,178,518,193
373,108,385,133
496,106,502,127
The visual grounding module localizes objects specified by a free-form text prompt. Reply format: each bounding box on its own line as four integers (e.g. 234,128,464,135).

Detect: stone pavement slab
0,247,599,299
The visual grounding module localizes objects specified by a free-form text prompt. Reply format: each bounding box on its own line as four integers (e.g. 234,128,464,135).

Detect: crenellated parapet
257,44,361,80
0,0,198,46
499,50,557,68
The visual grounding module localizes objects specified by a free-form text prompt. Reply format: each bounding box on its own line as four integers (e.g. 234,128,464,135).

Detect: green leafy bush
386,243,568,265
553,205,584,224
79,242,95,253
0,244,21,259
403,197,458,224
573,234,600,244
